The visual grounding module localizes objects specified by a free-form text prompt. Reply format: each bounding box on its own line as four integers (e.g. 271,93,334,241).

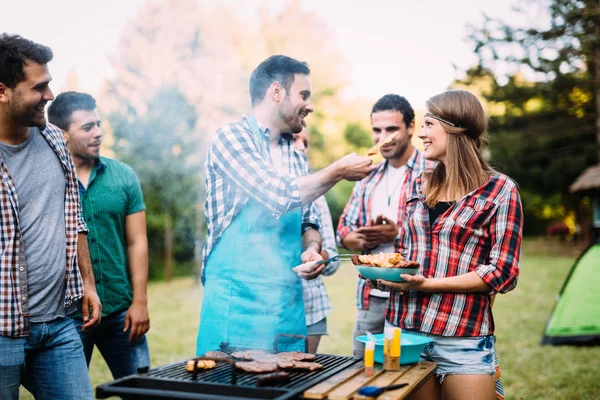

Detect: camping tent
541,241,600,345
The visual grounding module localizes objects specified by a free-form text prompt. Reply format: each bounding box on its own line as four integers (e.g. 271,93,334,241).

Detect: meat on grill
204,351,230,361
231,350,267,360
235,361,279,373
278,361,324,371
277,351,316,361
256,371,291,386
185,359,216,372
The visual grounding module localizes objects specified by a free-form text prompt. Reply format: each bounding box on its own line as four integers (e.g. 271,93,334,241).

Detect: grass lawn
19,239,600,399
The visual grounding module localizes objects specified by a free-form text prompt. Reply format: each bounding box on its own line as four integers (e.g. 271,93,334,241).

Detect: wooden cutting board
302,362,436,400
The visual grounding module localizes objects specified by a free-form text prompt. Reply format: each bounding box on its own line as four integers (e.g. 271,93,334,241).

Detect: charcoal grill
96,335,360,400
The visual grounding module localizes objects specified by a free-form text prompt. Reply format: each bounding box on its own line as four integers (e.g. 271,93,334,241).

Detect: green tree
458,0,599,234
109,87,200,280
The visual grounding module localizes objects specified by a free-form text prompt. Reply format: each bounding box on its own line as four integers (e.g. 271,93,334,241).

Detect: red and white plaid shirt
336,149,434,310
0,123,88,337
386,172,522,337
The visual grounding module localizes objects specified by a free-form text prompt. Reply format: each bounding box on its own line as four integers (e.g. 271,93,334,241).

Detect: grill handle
274,334,308,353
190,356,237,385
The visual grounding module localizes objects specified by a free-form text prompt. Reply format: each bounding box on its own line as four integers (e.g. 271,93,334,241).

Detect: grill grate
147,352,355,388
96,346,360,400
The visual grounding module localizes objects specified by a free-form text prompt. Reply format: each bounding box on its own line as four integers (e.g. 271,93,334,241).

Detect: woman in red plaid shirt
371,90,523,400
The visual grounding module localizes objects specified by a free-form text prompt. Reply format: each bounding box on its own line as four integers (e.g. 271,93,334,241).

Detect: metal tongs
313,254,354,266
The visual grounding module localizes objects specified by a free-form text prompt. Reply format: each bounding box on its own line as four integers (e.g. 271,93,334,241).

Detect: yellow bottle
383,327,394,369
364,341,375,377
386,328,401,371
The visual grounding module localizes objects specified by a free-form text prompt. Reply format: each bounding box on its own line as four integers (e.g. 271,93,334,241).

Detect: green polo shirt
75,156,146,318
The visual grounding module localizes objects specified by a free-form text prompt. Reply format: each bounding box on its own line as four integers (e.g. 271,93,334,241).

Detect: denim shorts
412,330,496,381
307,317,328,336
385,321,496,381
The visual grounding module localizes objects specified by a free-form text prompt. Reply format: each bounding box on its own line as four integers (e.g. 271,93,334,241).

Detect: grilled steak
277,360,323,371
277,351,316,361
204,351,230,361
289,361,323,371
231,350,266,360
276,359,296,369
235,361,278,373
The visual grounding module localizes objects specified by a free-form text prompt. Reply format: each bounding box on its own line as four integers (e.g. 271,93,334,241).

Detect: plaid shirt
386,172,523,337
302,195,340,326
202,116,319,281
0,123,88,337
336,149,433,310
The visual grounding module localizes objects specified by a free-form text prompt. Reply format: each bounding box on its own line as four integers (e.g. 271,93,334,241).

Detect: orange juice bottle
386,328,401,371
364,341,375,377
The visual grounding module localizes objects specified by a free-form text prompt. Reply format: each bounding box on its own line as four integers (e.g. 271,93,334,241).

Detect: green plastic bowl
356,332,432,365
354,265,419,282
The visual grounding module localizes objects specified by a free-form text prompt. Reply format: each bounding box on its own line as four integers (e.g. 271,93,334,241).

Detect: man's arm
296,154,375,205
78,233,102,330
124,211,150,342
211,125,375,213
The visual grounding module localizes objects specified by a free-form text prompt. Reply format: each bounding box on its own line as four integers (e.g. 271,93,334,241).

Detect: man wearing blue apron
197,55,376,354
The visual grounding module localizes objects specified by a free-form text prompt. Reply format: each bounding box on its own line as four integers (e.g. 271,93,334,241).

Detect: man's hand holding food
293,249,325,280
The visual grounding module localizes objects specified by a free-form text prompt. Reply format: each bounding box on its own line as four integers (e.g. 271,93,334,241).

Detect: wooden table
302,362,436,400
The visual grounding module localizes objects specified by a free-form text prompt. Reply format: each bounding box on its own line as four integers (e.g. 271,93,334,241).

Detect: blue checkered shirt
302,195,340,326
202,116,319,281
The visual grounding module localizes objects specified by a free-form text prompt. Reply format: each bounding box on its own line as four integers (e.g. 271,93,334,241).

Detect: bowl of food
351,253,420,283
355,332,432,365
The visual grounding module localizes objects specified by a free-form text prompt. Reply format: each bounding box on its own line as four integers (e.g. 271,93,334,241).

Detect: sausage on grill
256,371,291,386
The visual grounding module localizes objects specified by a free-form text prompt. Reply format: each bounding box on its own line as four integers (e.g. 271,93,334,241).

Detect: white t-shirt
369,163,406,297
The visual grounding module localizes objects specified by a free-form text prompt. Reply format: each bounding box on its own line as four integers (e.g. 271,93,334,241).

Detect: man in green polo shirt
48,92,151,379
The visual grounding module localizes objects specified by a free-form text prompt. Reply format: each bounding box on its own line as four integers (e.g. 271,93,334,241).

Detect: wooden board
302,362,437,400
352,367,410,400
373,362,436,400
327,367,385,400
303,364,364,399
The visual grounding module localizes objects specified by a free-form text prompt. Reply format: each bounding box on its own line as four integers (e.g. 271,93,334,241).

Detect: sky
3,0,533,110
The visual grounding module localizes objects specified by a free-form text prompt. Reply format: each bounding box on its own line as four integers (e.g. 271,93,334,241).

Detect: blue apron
196,117,306,355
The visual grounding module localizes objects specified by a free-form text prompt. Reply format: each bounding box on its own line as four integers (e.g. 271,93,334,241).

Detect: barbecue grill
96,335,361,400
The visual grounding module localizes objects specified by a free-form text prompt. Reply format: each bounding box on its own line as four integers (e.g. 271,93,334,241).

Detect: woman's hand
359,274,427,293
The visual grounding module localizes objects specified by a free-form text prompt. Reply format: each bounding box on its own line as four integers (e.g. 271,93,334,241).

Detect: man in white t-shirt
336,94,434,358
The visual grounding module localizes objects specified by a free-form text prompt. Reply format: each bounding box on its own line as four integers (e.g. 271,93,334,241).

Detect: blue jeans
0,316,93,400
74,309,150,379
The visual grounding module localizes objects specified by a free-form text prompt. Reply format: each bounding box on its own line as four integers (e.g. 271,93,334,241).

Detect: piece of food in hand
204,351,230,361
235,361,279,373
351,253,419,269
231,349,267,360
366,132,398,156
186,359,216,372
256,371,291,386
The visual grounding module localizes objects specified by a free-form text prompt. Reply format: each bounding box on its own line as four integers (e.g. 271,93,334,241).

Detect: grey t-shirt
0,127,72,322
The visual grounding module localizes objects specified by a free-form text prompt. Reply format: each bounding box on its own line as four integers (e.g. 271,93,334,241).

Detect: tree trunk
164,212,174,282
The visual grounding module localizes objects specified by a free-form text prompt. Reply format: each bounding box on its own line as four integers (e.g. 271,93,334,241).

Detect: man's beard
382,137,409,160
279,98,303,134
10,99,46,129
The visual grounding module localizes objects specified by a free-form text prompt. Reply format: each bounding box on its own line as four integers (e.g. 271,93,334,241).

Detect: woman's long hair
423,90,495,207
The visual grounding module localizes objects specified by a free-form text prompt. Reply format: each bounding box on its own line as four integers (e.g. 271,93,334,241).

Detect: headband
423,112,461,128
